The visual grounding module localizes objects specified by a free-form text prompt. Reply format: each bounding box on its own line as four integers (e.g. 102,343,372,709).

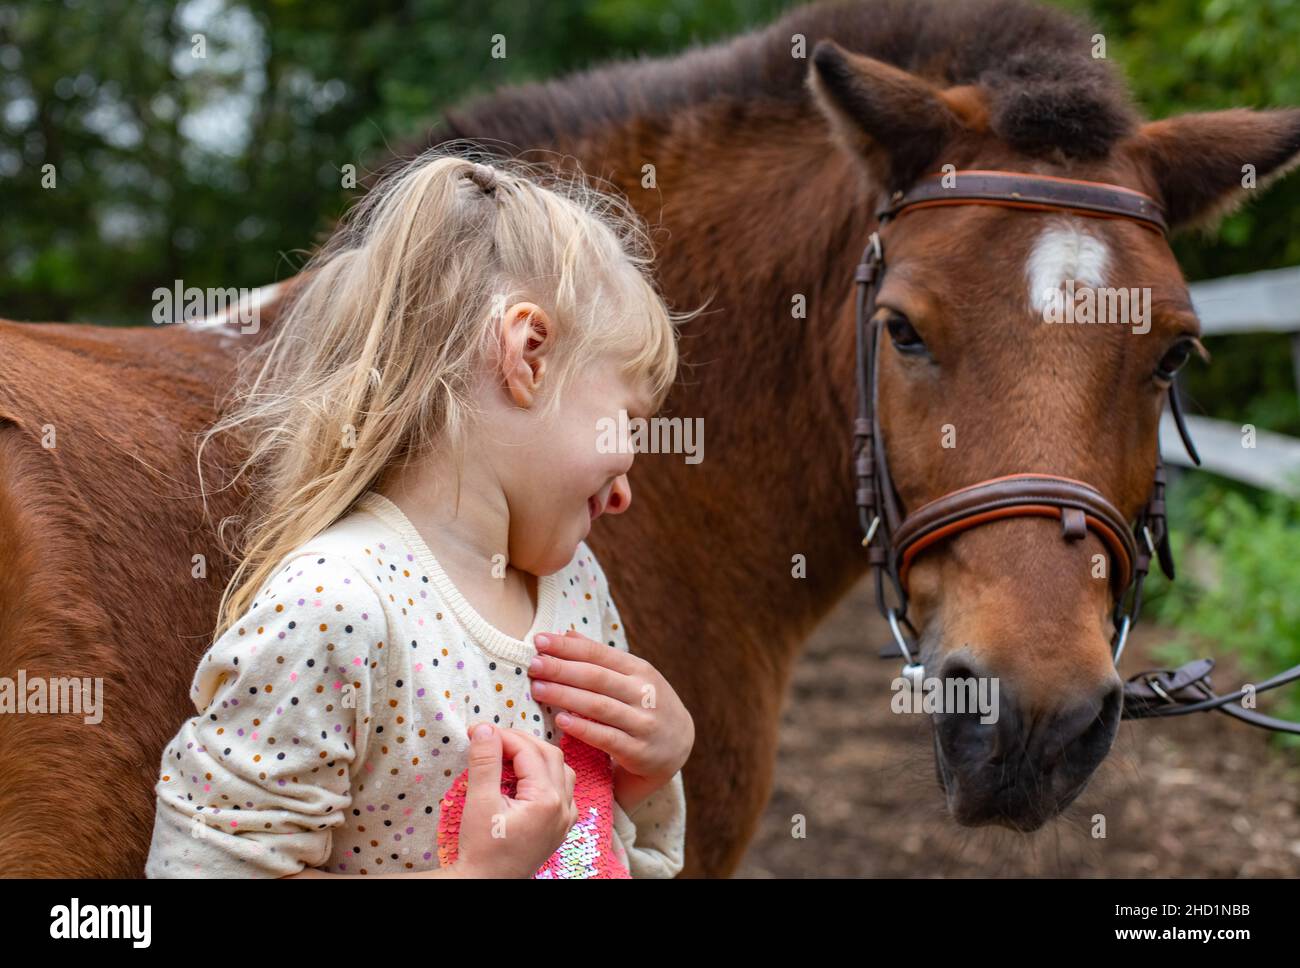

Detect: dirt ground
734,575,1300,877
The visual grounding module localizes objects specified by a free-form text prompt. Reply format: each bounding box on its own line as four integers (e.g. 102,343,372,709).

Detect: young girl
145,151,697,878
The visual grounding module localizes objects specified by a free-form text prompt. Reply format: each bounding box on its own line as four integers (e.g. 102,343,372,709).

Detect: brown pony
2,0,1298,877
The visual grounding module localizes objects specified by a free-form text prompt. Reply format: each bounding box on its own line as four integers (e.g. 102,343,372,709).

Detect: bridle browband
852,169,1300,733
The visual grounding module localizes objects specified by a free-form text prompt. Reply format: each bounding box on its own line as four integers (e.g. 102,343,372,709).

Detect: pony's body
0,320,245,876
3,0,1298,876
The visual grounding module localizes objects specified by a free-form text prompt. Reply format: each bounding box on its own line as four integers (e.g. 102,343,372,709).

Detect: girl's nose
604,475,632,515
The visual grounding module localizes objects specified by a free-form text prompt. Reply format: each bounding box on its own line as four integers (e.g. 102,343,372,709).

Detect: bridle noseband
852,168,1300,734
853,170,1197,676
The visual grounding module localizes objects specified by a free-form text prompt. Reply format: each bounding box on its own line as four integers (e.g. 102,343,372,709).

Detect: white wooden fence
1159,265,1300,497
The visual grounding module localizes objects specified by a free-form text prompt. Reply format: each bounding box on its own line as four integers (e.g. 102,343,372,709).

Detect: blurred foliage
3,0,1299,331
0,0,794,324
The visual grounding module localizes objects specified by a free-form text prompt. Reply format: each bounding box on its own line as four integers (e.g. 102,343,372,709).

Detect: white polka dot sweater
145,491,686,878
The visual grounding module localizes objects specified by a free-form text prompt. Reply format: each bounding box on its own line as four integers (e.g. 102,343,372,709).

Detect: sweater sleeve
145,553,389,878
611,770,687,878
588,549,687,878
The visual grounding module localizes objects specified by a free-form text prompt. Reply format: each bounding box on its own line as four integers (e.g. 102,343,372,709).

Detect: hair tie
465,162,499,196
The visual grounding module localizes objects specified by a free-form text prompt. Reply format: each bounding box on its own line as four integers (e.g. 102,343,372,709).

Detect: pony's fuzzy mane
426,0,1137,162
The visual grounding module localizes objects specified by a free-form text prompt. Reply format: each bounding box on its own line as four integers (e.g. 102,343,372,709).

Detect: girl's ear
499,302,552,408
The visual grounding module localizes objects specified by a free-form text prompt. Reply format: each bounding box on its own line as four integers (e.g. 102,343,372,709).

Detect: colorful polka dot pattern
145,504,686,878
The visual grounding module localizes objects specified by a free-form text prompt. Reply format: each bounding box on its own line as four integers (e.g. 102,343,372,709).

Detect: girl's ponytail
198,145,698,639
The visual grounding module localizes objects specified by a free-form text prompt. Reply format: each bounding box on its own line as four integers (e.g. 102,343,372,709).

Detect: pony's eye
883,312,928,356
1155,339,1194,381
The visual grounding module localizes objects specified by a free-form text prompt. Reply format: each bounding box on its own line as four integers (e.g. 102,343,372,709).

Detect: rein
852,169,1300,734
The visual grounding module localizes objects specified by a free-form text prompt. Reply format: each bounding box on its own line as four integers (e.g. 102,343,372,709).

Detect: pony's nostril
1079,680,1123,749
1038,683,1122,772
936,654,987,687
936,707,999,766
1074,709,1113,758
930,654,1014,766
938,660,975,682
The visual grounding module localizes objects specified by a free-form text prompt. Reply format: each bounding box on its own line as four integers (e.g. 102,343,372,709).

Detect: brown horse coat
3,0,1299,875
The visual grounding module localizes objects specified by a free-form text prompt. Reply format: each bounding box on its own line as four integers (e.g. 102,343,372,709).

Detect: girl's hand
529,631,694,813
450,723,578,878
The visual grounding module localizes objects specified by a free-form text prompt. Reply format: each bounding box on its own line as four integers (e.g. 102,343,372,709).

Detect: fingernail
472,724,492,741
534,634,550,648
556,713,571,727
528,657,544,673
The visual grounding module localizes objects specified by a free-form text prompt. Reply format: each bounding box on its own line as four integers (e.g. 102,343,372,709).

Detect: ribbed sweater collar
355,491,558,667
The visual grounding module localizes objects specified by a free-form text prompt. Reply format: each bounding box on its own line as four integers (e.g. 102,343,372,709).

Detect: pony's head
808,26,1300,830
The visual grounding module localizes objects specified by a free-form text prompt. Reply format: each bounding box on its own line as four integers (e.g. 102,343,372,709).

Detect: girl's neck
374,456,540,641
378,457,508,573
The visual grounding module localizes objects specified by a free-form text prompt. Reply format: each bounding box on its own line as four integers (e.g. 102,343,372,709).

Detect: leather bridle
853,169,1300,733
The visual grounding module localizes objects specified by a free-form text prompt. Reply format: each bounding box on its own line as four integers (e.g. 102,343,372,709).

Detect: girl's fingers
534,631,639,675
529,651,642,705
534,680,647,735
463,724,507,814
555,712,635,761
505,731,562,803
475,726,548,800
511,726,569,794
481,725,566,799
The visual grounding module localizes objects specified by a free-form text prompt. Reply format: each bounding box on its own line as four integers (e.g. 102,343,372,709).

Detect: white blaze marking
1026,220,1110,318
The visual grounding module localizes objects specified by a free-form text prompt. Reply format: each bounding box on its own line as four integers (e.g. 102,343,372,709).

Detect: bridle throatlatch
853,170,1300,733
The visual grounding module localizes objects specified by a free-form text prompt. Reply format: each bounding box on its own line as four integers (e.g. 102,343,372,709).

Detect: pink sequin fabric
436,732,632,878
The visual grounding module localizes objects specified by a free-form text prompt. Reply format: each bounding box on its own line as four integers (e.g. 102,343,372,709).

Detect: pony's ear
1126,108,1300,233
807,40,961,194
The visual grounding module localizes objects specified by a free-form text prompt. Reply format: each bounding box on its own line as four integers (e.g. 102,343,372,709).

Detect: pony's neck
572,105,877,642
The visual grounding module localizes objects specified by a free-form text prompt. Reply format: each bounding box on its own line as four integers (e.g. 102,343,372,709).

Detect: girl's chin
532,539,583,575
522,514,593,572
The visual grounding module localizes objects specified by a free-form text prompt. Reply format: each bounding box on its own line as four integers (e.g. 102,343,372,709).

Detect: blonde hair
199,145,695,638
